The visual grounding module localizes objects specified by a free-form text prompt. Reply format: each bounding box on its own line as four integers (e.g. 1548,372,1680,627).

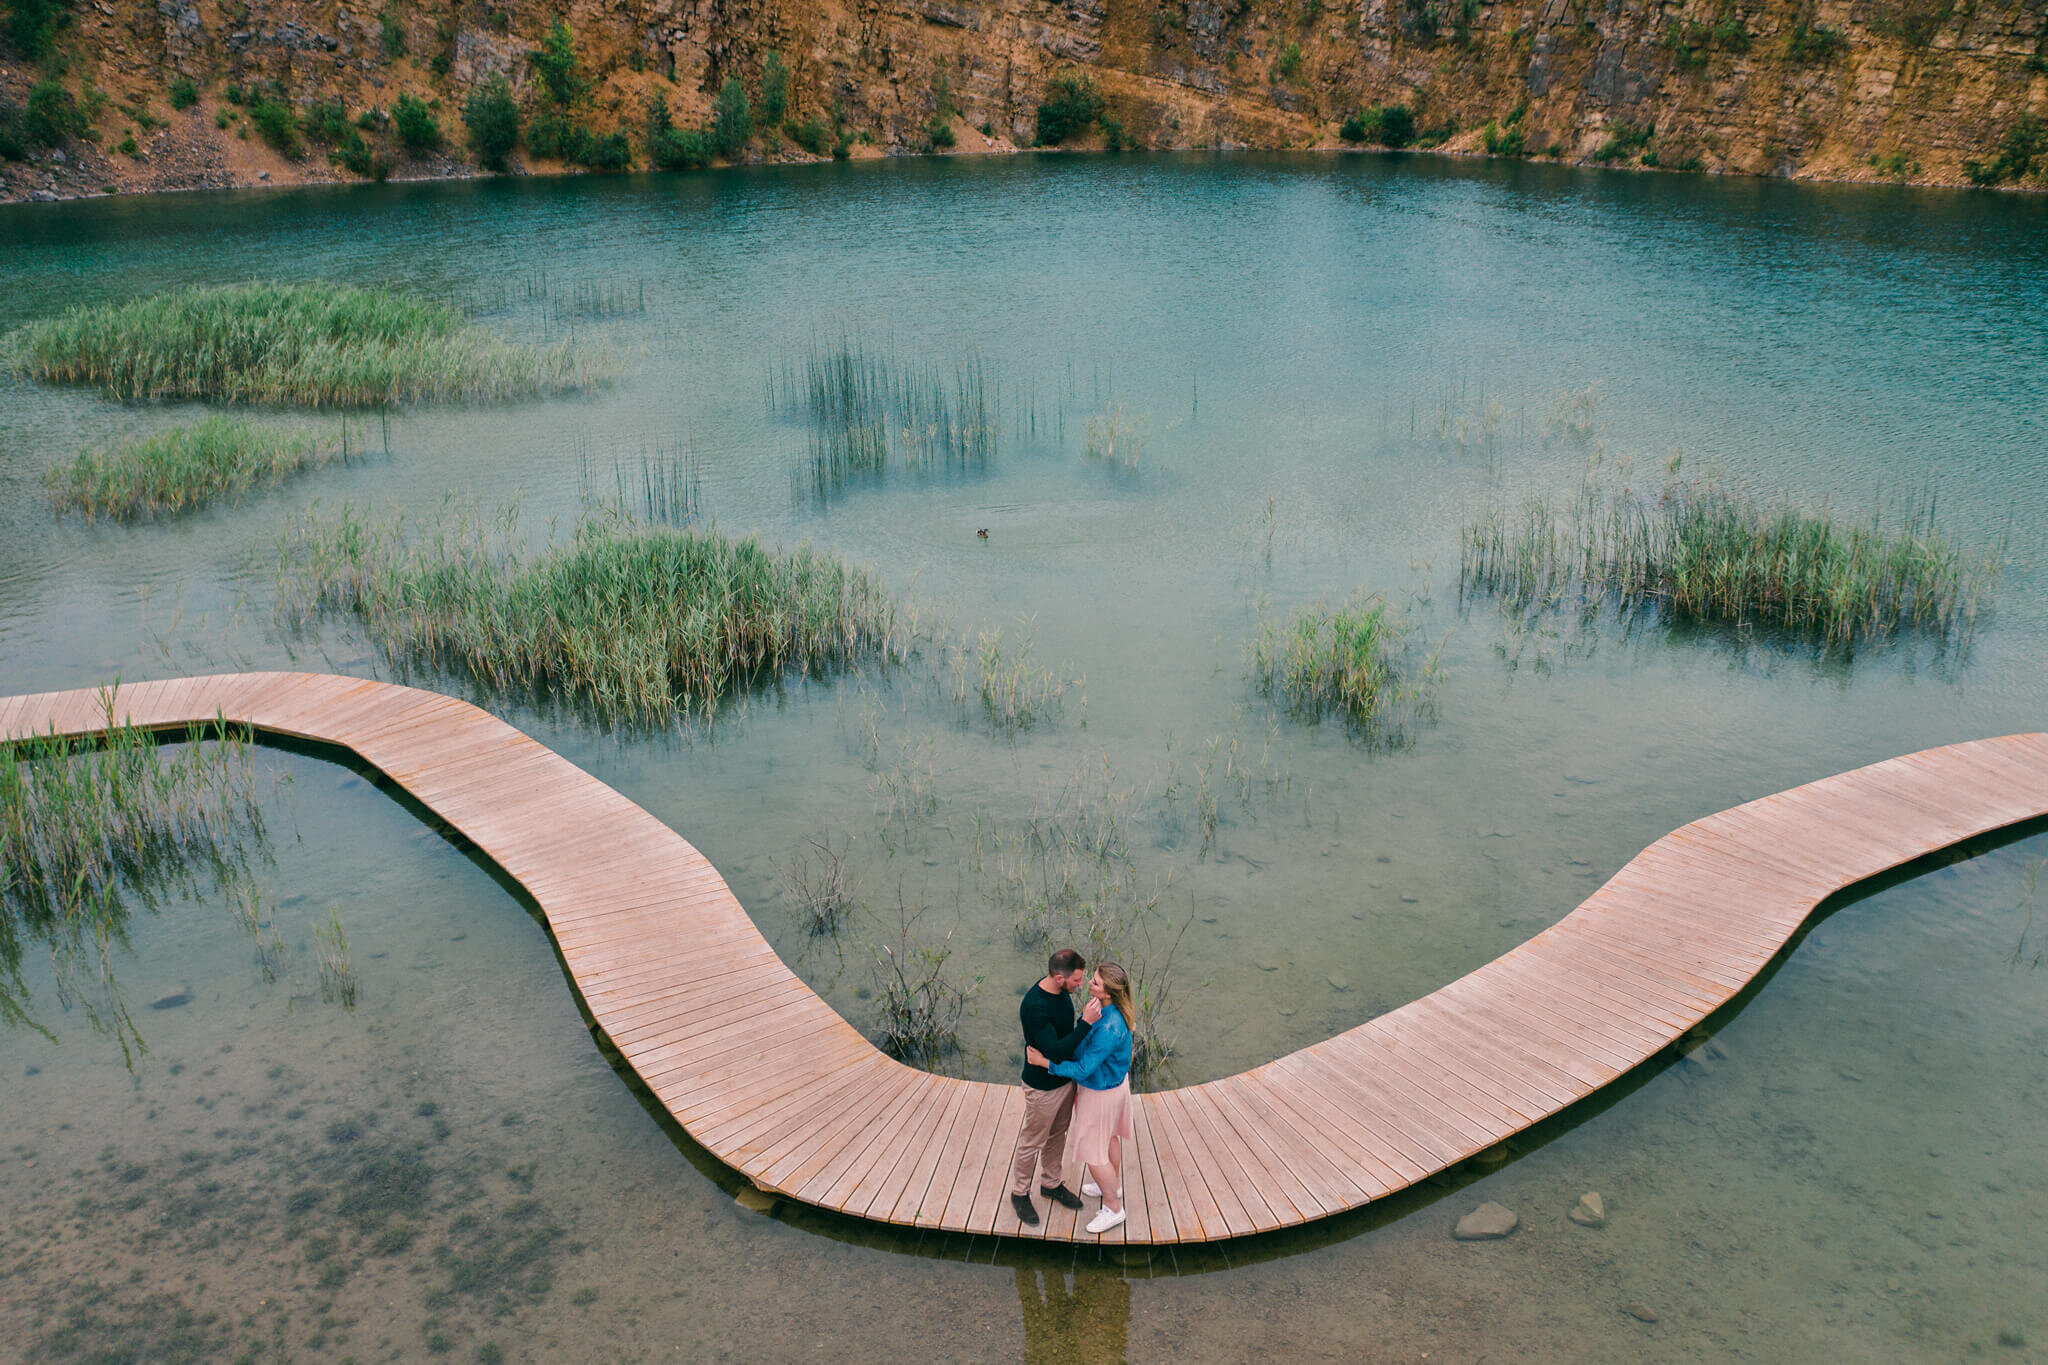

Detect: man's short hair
1048,948,1086,977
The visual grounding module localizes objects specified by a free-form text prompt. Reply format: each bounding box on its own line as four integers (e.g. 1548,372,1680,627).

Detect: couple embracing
1012,948,1135,1236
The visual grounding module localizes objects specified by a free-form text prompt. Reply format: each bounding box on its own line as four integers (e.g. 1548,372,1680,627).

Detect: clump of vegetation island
45,416,350,522
1251,592,1441,739
1460,478,2001,651
1,706,266,1060
5,282,614,407
274,508,907,724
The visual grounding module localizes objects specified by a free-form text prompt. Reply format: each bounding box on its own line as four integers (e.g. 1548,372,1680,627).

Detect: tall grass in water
0,700,265,1062
275,506,905,725
45,416,351,522
6,282,615,407
772,337,1064,500
942,622,1069,735
1461,478,2001,651
1251,592,1441,741
576,445,701,528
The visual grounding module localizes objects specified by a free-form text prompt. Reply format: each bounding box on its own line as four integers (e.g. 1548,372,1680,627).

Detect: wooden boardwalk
6,672,2044,1245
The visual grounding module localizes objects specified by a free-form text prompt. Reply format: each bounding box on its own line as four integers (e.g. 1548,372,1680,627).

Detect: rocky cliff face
2,0,2043,202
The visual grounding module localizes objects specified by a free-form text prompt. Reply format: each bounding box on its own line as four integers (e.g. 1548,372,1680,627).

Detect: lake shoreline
6,137,2041,211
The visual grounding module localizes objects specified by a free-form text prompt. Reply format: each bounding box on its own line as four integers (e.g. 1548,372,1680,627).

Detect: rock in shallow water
150,990,193,1010
1569,1192,1607,1227
1623,1302,1658,1323
1453,1202,1518,1240
733,1185,777,1213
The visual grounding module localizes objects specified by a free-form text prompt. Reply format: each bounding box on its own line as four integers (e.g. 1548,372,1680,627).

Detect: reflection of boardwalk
7,672,2044,1246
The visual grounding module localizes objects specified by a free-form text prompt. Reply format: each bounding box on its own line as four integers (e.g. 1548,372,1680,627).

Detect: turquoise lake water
1,153,2045,1361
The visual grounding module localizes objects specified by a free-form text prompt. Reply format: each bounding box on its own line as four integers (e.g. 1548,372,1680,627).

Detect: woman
1026,963,1135,1234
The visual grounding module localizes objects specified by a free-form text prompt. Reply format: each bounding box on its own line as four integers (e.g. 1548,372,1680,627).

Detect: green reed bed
1251,592,1440,740
6,282,615,407
44,416,350,522
1,706,264,1057
772,337,1062,500
1461,479,2000,650
276,508,906,724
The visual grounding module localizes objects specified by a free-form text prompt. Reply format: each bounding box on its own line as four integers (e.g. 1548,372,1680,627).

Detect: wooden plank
1128,1096,1179,1244
934,1085,1014,1231
879,1078,978,1224
964,1088,1028,1235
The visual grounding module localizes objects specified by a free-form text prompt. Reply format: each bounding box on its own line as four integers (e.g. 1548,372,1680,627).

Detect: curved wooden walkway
5,672,2044,1245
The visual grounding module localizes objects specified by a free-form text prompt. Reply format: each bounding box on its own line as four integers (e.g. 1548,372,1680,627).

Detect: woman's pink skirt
1067,1077,1134,1170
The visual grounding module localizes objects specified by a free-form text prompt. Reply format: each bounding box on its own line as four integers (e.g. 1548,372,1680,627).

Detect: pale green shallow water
1,154,2045,1362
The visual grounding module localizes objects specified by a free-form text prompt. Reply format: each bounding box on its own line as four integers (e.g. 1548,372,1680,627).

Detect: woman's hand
1081,998,1103,1024
1025,1045,1049,1068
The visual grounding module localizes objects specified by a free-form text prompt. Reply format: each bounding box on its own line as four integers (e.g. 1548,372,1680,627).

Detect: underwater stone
1453,1202,1518,1240
1569,1192,1606,1227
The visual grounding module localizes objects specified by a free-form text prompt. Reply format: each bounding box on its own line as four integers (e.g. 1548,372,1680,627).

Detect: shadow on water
227,729,2048,1279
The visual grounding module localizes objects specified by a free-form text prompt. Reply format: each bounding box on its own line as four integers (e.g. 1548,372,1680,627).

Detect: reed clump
275,506,906,725
0,700,265,1059
1251,592,1441,739
1461,479,2000,651
943,623,1068,735
45,417,343,522
6,281,614,407
773,336,1065,501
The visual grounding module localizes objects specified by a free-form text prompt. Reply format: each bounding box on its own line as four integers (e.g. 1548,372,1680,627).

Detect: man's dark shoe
1010,1192,1041,1225
1041,1184,1084,1211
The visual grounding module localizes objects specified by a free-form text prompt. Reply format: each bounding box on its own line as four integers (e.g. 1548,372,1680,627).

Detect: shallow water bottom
2,753,2043,1363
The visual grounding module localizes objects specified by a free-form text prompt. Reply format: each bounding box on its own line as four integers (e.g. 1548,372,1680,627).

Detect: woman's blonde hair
1096,962,1134,1030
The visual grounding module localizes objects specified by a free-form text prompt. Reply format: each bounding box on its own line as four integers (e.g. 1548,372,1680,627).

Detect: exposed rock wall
2,0,2043,201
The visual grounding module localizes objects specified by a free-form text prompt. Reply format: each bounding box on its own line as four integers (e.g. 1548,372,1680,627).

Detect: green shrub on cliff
464,76,519,170
1035,74,1104,145
712,75,751,156
1339,103,1414,147
529,19,587,107
760,51,789,127
168,77,198,111
1964,114,2044,186
1783,22,1847,61
7,0,71,60
393,93,440,151
23,79,87,145
646,93,712,169
249,95,303,158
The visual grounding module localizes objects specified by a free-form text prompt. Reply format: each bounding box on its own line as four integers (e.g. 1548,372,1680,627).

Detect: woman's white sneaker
1085,1206,1127,1235
1081,1179,1122,1199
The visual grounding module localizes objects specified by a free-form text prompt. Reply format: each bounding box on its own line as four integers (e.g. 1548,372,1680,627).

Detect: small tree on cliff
760,52,789,128
529,19,588,108
1035,74,1105,146
712,75,751,157
464,76,521,171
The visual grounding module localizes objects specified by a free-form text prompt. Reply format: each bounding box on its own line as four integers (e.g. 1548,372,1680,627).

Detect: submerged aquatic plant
0,698,267,1061
864,890,980,1069
315,907,358,1008
5,281,615,407
1250,592,1441,740
1460,478,2001,652
45,416,347,522
275,505,907,725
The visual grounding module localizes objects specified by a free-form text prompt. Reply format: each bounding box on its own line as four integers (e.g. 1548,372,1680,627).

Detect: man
1011,947,1094,1225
